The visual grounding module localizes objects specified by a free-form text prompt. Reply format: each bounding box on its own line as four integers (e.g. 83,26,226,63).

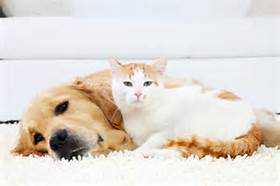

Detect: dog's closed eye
54,101,69,115
34,132,44,145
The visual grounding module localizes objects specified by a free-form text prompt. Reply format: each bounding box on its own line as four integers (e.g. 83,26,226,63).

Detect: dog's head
11,71,135,160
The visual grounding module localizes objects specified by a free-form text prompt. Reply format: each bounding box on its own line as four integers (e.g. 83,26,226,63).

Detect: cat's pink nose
134,92,142,98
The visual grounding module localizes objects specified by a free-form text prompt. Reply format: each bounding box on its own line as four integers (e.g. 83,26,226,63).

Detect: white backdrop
0,58,279,120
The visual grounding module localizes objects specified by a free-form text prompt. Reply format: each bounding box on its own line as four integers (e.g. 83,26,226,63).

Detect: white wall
0,58,279,120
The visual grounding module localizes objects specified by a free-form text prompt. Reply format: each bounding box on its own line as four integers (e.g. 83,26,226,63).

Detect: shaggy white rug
0,124,280,186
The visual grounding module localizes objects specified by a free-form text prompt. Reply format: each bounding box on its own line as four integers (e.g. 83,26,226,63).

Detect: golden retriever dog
12,70,136,160
11,69,280,160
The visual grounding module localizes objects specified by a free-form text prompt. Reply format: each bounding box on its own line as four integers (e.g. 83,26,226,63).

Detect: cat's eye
34,132,44,145
143,81,153,87
54,101,69,115
123,81,133,87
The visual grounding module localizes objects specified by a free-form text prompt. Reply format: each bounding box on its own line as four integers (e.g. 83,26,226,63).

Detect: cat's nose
134,92,142,98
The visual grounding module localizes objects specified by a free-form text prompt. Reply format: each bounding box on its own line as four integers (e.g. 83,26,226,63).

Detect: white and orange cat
110,58,262,158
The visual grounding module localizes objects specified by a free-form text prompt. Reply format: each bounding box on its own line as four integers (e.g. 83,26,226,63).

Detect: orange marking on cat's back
217,90,241,101
163,124,261,158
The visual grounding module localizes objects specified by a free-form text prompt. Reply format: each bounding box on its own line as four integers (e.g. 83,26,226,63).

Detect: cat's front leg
134,131,181,158
138,149,182,158
136,131,169,151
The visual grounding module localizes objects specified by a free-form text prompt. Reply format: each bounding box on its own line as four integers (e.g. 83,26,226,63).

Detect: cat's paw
132,148,151,157
134,149,181,158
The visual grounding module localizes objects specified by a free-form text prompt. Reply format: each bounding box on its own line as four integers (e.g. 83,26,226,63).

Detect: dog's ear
106,129,136,151
71,71,124,130
11,128,48,157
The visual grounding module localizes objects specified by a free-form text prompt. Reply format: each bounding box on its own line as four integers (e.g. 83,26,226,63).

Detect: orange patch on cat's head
109,58,167,80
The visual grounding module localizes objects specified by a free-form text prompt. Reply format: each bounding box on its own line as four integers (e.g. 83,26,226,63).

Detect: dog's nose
49,129,86,160
49,129,68,151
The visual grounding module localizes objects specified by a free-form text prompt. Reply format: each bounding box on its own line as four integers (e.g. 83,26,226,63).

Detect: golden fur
12,70,135,157
254,109,280,148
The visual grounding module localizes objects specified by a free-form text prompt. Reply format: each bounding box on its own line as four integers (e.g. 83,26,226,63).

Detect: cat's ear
109,58,123,76
153,57,168,75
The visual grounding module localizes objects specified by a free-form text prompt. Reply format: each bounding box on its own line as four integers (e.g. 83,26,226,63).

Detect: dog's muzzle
49,129,88,160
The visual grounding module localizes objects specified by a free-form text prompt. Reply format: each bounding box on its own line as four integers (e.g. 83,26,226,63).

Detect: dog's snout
49,129,69,151
55,129,68,142
49,129,87,160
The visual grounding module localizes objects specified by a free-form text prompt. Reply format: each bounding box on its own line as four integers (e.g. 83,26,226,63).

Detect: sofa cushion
0,17,279,59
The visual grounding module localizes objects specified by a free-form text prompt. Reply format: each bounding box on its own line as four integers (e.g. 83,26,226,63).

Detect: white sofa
2,0,280,17
0,1,279,120
0,17,279,59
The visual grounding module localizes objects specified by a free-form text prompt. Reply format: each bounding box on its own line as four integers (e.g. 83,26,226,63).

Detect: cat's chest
123,114,164,145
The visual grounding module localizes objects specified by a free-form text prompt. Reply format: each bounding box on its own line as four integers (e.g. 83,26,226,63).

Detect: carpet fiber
0,124,280,186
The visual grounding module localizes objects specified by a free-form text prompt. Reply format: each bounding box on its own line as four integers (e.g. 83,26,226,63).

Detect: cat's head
109,58,167,108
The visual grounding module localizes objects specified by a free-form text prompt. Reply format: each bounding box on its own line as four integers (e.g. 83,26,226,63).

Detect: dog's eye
97,134,104,143
54,101,69,115
143,81,153,87
123,81,133,87
34,132,44,145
